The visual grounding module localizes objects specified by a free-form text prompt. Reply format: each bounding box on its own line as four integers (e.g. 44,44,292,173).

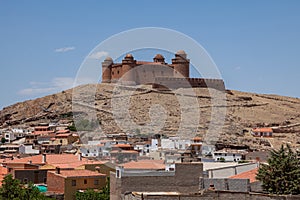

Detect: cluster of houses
0,122,273,199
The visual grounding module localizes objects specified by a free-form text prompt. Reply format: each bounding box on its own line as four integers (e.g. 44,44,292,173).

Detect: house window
94,179,99,185
116,170,120,178
43,177,47,183
117,70,119,74
23,178,28,184
84,179,87,184
72,180,76,186
60,139,63,144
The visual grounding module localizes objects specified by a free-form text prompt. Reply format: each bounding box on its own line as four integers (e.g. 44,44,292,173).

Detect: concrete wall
123,191,300,200
200,178,250,192
207,162,258,178
110,163,203,200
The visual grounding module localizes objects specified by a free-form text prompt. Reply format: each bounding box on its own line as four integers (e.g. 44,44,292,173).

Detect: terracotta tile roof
50,169,105,178
121,160,165,170
56,130,70,134
32,131,54,135
113,144,132,148
3,154,86,165
42,160,106,169
252,128,273,132
229,168,258,183
56,133,72,137
34,126,49,129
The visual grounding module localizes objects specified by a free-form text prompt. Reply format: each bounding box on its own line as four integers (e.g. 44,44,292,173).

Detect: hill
1,83,300,150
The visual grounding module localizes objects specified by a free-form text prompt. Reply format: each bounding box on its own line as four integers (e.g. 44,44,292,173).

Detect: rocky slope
1,83,300,150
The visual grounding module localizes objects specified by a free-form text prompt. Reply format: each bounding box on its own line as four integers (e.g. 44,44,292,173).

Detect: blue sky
0,1,300,108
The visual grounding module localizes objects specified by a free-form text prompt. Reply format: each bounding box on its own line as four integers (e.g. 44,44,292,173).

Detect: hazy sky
0,1,300,108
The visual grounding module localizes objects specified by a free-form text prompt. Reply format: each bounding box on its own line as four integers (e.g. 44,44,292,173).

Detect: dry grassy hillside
1,83,300,150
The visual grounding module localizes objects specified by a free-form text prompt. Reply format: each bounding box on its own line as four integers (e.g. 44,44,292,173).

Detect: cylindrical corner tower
102,56,113,83
153,54,165,63
121,54,136,84
172,50,190,78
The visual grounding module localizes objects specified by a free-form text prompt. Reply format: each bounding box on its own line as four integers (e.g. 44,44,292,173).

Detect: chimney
95,166,101,173
78,153,82,161
42,153,46,164
56,167,60,174
28,160,32,165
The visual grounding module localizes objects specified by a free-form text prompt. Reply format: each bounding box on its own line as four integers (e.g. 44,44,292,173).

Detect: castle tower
172,50,190,78
121,54,136,84
101,56,113,83
153,54,165,64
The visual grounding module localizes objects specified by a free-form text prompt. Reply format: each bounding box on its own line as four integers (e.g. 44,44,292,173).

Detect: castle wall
111,65,123,82
134,64,174,85
153,77,225,91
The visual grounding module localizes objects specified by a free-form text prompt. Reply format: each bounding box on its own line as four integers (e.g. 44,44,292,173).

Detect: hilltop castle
101,50,225,91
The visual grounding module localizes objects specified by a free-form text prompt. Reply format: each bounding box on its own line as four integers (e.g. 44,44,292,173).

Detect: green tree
1,137,6,144
0,174,52,200
0,174,24,199
75,177,110,200
256,144,300,195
